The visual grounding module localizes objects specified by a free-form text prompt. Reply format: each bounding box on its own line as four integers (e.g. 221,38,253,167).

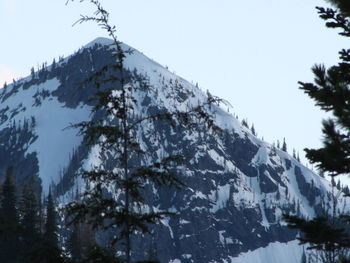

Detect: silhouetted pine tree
250,124,256,136
343,186,350,196
30,191,64,263
43,190,62,262
241,118,248,128
282,138,287,152
337,180,341,191
301,249,307,263
67,224,82,262
325,0,350,17
20,183,41,263
65,1,223,262
45,191,59,247
0,167,21,263
331,177,336,187
285,1,350,262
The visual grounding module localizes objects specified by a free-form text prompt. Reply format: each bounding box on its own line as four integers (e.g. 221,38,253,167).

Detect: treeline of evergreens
0,167,59,263
0,167,109,263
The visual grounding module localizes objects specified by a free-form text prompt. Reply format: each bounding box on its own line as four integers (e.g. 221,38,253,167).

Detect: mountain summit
0,38,345,263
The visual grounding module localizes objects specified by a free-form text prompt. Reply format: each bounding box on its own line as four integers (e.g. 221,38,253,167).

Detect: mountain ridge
0,38,345,263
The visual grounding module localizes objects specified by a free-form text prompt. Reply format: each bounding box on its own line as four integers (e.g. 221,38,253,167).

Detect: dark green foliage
79,245,122,263
45,190,59,248
337,180,342,190
282,138,287,152
0,167,21,263
30,191,64,263
52,58,57,70
299,65,350,175
284,215,350,251
285,2,350,262
67,224,82,261
65,1,224,262
28,241,65,263
285,214,350,262
299,3,350,176
250,124,256,136
31,67,35,79
343,186,350,196
331,177,336,187
20,183,41,263
0,169,63,263
325,0,350,18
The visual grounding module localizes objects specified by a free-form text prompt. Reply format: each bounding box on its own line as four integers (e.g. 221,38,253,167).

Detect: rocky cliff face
0,38,345,263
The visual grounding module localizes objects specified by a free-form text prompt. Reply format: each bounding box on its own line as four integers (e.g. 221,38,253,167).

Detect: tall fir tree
250,123,256,136
45,190,59,249
43,190,62,263
19,183,41,263
285,1,350,262
30,190,64,263
66,1,223,262
0,167,21,263
67,224,82,262
282,138,287,152
299,2,350,177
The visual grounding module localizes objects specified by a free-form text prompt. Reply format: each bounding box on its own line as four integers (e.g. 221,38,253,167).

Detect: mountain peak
0,37,345,263
83,37,114,49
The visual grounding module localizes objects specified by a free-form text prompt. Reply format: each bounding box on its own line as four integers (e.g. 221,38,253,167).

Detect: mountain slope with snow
0,37,347,263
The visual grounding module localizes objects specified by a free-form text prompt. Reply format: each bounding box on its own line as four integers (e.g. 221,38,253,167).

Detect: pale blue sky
1,0,348,167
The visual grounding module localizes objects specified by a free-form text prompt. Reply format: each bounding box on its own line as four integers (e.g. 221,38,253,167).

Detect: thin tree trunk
121,69,131,263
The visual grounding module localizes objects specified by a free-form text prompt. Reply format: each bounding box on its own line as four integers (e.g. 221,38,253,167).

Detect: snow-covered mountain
0,37,347,263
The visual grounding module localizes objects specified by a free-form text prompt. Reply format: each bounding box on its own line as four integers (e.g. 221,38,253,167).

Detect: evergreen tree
65,1,223,262
0,167,21,263
251,124,257,136
31,67,35,79
20,183,41,263
282,138,287,152
299,3,350,177
52,58,57,70
241,118,248,128
325,0,350,16
343,186,350,196
285,1,350,262
331,177,336,187
43,190,62,262
284,215,350,263
45,190,59,249
67,224,82,262
336,180,341,191
30,191,64,263
301,249,307,263
2,82,7,97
